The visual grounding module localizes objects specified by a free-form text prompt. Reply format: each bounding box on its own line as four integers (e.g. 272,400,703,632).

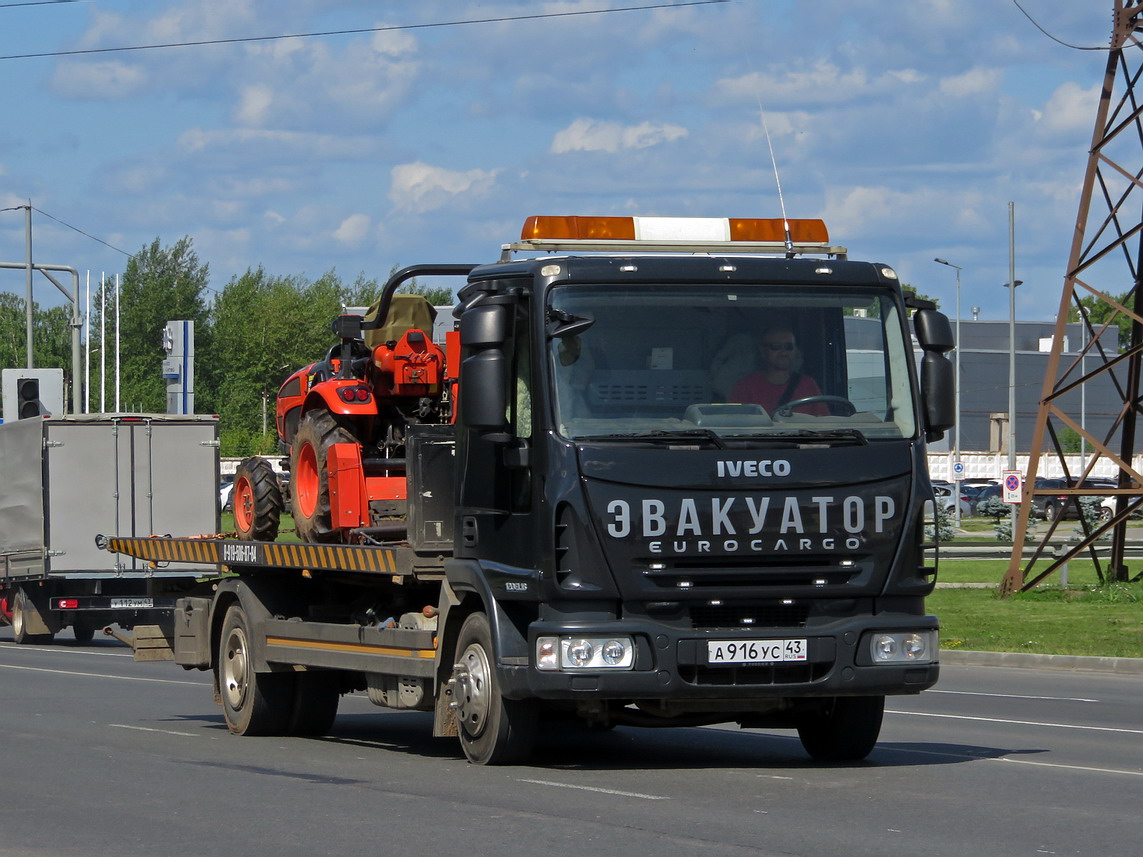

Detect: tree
1068,293,1133,353
0,293,79,409
90,238,212,413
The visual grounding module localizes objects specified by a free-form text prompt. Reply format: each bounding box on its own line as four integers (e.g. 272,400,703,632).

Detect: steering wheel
775,395,857,418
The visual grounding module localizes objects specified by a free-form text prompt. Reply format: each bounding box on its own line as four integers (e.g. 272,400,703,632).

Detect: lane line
888,708,1143,735
110,723,200,737
0,662,206,686
992,756,1143,778
0,642,133,658
927,689,1099,703
518,778,669,800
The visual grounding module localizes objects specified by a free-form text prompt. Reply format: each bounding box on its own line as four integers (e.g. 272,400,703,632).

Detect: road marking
518,778,669,800
888,708,1143,735
927,689,1099,703
0,662,205,686
993,756,1143,778
110,724,199,737
0,642,133,658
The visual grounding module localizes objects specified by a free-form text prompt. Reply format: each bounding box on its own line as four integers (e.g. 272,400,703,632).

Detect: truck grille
679,661,831,686
687,600,809,629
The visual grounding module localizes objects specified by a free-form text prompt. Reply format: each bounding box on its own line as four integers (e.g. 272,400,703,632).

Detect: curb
940,648,1143,676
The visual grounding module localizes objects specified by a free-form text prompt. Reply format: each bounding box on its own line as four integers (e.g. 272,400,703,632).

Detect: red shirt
731,372,828,416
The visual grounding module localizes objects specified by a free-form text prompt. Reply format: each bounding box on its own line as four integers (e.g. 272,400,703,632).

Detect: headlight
535,635,635,670
868,630,937,664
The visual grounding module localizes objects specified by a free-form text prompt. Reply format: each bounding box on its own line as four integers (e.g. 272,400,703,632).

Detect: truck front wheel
449,612,538,765
233,456,284,542
290,411,357,543
796,695,884,761
219,605,294,736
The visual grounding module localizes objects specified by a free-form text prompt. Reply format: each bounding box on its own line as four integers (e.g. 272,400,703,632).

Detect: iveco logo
717,459,791,478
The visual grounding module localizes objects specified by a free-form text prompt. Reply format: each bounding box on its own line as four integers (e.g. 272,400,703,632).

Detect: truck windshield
547,284,917,443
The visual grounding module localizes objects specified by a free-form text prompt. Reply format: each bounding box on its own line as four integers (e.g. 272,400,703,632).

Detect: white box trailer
0,414,221,645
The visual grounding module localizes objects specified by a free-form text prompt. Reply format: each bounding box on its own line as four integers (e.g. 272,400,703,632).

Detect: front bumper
498,613,938,701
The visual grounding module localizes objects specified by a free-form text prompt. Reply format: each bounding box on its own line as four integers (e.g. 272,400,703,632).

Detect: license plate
110,597,153,609
707,638,807,664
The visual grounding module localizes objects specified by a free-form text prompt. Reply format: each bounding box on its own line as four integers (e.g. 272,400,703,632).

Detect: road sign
952,461,965,477
1002,470,1022,504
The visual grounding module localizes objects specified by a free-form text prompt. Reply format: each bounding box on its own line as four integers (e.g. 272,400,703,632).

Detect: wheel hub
222,627,249,710
448,643,491,738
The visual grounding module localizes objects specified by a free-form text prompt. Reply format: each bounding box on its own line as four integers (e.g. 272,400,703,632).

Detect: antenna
747,62,795,257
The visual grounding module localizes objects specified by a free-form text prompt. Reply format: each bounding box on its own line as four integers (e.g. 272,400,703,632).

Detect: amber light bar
521,215,829,244
507,215,845,260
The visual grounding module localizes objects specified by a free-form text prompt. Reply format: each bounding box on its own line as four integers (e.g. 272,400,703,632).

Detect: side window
511,306,533,440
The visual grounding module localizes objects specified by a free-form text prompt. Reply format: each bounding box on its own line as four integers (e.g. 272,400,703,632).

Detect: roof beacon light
508,215,845,259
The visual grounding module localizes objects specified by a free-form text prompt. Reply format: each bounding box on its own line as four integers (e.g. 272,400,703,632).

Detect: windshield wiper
742,428,868,446
575,429,727,449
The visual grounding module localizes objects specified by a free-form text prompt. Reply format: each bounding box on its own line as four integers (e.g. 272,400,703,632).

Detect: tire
11,588,54,645
71,624,97,645
233,456,285,542
449,612,538,765
796,695,885,762
289,671,341,736
1044,502,1061,523
289,410,358,543
1097,505,1113,523
218,604,295,736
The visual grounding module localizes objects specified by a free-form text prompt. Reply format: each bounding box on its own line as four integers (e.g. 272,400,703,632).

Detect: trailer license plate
110,597,153,609
707,639,807,664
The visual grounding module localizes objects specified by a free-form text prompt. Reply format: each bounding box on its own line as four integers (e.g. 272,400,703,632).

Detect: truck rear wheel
449,612,538,765
219,604,294,736
290,671,340,736
11,588,54,645
290,410,357,543
796,695,884,761
233,456,284,542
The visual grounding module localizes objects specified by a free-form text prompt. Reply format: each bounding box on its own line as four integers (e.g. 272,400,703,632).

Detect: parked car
972,483,1005,515
933,483,972,517
1037,477,1118,522
219,476,235,512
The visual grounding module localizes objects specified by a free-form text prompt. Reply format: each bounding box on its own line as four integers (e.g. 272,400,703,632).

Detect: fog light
567,639,594,667
601,640,626,665
869,630,936,664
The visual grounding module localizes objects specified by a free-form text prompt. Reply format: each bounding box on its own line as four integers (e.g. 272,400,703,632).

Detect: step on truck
1,414,221,647
99,215,955,764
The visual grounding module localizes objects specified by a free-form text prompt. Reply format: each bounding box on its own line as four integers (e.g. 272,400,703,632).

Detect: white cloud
389,162,500,214
716,62,925,107
333,213,371,246
551,119,688,154
1037,82,1100,135
939,67,1000,98
51,61,149,99
235,84,275,127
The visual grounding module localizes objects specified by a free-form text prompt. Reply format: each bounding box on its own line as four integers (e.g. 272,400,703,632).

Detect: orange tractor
228,264,474,544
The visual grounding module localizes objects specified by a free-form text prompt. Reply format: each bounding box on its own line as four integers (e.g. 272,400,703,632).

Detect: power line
1011,0,1110,51
0,0,82,8
0,1,730,61
32,206,132,257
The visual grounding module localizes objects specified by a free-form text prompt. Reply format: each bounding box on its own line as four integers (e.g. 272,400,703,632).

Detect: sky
0,0,1121,323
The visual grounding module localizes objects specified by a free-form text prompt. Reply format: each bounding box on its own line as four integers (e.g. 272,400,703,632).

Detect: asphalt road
1,628,1140,857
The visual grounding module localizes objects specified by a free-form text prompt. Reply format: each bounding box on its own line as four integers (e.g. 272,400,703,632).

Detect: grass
219,512,302,543
930,585,1143,658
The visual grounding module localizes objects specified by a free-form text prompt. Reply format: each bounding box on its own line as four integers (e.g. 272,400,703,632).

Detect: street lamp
934,258,962,525
1003,279,1023,472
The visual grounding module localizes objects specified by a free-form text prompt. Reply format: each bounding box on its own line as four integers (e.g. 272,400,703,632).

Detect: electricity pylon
1002,0,1143,594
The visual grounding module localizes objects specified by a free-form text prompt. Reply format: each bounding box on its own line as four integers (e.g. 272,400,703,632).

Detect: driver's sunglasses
765,342,796,352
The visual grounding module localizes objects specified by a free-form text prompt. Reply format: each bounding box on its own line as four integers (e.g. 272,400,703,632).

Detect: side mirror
460,304,508,348
921,351,954,440
460,350,508,430
914,309,954,353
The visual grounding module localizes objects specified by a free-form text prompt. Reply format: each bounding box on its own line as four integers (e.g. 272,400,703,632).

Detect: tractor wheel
290,410,358,543
233,456,285,542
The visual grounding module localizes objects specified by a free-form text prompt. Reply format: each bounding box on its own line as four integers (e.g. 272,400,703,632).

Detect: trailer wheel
11,588,54,645
796,695,884,762
290,410,357,543
233,456,285,542
290,671,341,736
449,612,538,765
219,605,294,736
71,623,96,645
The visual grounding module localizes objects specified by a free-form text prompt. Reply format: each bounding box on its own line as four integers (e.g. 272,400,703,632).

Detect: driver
731,326,828,416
